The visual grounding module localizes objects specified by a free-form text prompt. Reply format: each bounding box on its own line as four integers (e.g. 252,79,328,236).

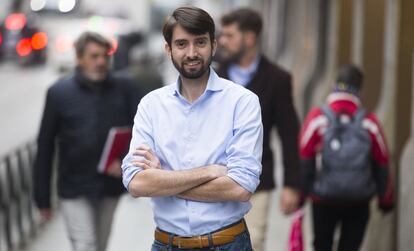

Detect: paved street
0,63,57,157
24,191,313,251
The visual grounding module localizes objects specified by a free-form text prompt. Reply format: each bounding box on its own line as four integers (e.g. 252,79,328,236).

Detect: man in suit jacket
216,8,301,251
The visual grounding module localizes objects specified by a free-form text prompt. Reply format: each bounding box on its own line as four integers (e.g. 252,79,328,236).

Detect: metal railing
0,141,41,251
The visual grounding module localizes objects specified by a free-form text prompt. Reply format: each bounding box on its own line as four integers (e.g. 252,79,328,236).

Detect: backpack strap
320,105,337,124
353,107,367,122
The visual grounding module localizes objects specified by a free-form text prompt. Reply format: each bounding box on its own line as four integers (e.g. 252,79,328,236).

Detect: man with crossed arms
121,6,263,251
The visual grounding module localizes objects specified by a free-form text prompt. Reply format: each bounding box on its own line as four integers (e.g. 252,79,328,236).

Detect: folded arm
127,147,251,201
127,164,226,198
177,176,251,202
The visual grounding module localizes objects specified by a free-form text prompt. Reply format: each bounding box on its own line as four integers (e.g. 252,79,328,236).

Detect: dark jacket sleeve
116,74,144,123
365,113,394,212
300,158,316,196
33,87,59,209
372,161,394,212
273,72,301,189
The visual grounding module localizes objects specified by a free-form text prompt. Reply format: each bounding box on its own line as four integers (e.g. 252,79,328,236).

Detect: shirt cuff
227,168,260,193
121,153,142,191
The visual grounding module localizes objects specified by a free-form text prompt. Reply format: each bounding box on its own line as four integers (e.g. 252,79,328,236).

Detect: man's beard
217,42,246,65
172,54,212,79
82,67,108,82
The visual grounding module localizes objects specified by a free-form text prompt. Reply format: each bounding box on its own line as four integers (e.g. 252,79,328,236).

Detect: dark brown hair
221,8,262,36
336,64,364,91
162,6,215,47
74,31,112,57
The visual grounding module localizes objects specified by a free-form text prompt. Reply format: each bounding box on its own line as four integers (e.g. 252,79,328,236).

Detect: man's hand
132,146,161,169
106,158,122,177
39,208,53,221
378,201,394,214
280,187,300,215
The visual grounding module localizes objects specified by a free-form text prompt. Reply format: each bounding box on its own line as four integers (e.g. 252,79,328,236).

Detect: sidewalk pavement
24,191,312,251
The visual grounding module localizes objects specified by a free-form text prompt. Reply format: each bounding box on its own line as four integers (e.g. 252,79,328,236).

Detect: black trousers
312,202,370,251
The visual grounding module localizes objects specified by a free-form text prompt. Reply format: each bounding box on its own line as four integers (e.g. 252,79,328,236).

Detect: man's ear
244,31,257,48
164,42,172,57
211,39,217,57
75,54,82,66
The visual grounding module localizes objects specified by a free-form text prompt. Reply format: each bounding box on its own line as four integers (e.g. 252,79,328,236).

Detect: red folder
97,127,132,174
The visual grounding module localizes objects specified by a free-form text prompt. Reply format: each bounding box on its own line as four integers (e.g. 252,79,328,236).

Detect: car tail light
0,33,2,46
31,32,48,50
5,13,27,31
16,38,32,56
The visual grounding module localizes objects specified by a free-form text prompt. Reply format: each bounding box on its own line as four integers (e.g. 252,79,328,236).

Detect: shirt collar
228,54,260,86
233,54,260,74
172,67,225,96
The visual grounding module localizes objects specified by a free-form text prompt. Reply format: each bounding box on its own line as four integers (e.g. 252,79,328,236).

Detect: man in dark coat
216,8,301,251
34,31,142,251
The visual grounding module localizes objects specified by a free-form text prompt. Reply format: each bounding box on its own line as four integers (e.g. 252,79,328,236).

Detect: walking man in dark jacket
33,31,141,251
216,8,301,251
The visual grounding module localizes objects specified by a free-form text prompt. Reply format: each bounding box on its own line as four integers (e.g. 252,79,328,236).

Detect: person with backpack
299,64,394,251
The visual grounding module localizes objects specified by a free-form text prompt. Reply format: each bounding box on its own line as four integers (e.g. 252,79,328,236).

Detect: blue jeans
150,231,253,251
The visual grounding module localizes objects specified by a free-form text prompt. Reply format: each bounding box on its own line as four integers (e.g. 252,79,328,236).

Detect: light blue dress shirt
121,68,263,236
228,55,260,87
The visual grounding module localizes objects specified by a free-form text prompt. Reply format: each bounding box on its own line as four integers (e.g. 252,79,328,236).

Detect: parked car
0,12,47,65
46,15,136,72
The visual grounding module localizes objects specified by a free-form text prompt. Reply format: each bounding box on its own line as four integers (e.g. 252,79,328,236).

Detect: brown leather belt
154,220,246,249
